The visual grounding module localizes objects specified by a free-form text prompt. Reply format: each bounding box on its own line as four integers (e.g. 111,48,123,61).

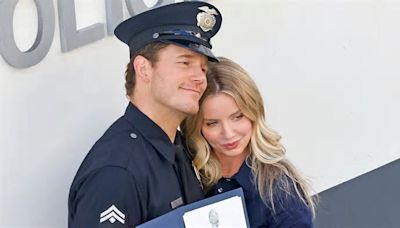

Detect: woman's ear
133,55,151,83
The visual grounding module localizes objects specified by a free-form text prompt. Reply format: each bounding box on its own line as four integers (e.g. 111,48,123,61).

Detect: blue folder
137,188,250,228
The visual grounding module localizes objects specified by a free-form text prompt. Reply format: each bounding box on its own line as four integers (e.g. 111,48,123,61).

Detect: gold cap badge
197,6,218,32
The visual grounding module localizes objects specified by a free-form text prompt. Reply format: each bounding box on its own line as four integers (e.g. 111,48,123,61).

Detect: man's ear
133,55,151,83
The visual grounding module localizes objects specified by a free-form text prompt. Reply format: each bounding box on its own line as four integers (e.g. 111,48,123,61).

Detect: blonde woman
182,57,317,227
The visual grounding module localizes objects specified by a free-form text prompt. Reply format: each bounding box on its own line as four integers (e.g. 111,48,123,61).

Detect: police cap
114,1,222,62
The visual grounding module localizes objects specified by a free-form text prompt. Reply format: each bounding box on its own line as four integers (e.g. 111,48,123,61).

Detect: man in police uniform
68,1,222,227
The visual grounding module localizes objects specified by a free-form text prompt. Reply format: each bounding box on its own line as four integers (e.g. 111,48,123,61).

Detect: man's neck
130,99,185,143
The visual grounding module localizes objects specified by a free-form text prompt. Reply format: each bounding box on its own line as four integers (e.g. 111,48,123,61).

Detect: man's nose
190,65,207,83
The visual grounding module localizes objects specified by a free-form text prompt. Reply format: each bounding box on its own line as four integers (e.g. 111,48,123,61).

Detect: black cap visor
127,25,219,62
160,39,219,62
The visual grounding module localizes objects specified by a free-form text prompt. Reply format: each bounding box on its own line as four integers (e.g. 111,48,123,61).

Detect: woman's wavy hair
181,57,317,217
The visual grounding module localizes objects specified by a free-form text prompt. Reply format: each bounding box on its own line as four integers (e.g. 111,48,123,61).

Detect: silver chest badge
197,6,218,32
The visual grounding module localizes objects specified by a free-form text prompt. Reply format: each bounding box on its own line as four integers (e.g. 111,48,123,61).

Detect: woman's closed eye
232,113,244,121
204,121,218,127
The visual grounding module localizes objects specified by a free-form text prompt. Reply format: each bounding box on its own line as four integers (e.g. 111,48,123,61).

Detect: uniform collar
124,102,179,163
232,161,256,194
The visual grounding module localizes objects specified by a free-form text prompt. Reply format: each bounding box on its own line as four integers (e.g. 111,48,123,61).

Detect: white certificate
183,196,248,228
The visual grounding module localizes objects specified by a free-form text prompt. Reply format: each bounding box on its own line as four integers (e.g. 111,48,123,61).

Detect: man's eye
179,61,189,65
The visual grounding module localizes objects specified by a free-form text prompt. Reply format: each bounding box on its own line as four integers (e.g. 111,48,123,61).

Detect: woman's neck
217,152,248,178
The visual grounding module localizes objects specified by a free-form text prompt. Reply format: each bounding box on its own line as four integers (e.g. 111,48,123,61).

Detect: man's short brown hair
124,42,168,96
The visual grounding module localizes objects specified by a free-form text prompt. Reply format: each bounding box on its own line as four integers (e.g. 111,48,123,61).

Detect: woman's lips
222,140,240,150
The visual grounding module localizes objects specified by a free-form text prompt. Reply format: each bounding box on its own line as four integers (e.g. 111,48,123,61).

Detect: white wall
1,0,399,227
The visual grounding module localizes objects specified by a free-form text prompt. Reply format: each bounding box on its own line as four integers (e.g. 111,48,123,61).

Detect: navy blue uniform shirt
68,103,204,227
207,162,313,228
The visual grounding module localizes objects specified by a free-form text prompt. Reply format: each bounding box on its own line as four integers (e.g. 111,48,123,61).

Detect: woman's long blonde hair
181,57,317,216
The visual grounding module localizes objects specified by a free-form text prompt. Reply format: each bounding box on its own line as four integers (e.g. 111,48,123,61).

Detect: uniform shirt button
130,133,137,139
217,187,223,193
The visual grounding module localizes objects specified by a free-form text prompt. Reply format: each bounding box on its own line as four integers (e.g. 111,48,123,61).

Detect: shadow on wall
315,158,400,228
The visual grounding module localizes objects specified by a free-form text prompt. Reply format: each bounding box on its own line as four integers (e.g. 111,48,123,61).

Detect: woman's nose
222,123,235,139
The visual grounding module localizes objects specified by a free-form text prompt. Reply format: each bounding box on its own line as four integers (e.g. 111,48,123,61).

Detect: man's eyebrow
176,54,195,59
